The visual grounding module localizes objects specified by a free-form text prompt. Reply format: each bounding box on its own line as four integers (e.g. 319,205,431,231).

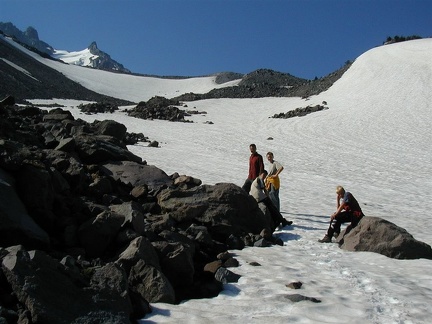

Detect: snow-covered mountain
0,22,130,73
52,41,131,73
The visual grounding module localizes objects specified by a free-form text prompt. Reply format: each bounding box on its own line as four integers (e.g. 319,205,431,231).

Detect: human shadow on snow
282,212,331,226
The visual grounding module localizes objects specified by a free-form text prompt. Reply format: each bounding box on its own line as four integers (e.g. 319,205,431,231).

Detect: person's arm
273,165,284,178
269,162,283,178
259,156,264,174
331,195,345,219
259,178,269,196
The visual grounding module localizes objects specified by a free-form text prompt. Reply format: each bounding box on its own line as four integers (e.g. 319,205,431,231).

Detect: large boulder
74,134,142,164
0,168,50,249
337,216,432,259
128,260,176,304
77,210,125,258
158,183,271,241
1,246,133,324
110,201,147,235
154,241,195,289
94,119,127,140
100,161,173,192
116,236,161,273
15,165,54,210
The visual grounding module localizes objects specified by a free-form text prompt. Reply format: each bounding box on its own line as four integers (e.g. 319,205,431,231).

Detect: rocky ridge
174,64,351,101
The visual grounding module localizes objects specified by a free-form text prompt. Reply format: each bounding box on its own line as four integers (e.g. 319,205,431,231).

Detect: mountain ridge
0,29,351,103
0,22,131,74
0,33,134,105
3,21,424,104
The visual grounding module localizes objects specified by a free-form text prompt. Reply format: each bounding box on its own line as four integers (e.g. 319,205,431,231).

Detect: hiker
251,170,292,231
265,151,284,211
242,143,264,193
318,185,364,243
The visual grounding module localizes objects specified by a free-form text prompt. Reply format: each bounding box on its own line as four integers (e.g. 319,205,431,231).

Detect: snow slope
2,35,241,102
28,38,432,323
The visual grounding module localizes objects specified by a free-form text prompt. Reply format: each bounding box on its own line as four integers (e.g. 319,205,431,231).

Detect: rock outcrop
127,96,191,122
337,216,432,259
271,104,329,119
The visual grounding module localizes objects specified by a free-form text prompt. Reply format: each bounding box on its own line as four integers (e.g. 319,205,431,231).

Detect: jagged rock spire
24,26,39,40
88,41,98,51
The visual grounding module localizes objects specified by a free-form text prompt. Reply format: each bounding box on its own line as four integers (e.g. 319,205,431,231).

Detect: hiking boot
281,219,293,227
318,235,331,243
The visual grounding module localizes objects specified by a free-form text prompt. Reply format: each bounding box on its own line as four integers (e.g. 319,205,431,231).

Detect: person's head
259,170,268,179
249,144,257,154
266,152,274,162
336,186,345,197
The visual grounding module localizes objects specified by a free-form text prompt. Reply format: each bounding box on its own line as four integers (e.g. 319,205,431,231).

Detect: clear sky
1,0,431,79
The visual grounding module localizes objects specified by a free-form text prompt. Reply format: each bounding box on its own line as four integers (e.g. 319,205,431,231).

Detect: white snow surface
52,48,98,67
26,38,432,324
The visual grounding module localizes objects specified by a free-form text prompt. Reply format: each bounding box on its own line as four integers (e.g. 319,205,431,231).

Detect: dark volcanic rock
158,183,272,241
1,246,133,324
128,96,191,122
174,65,352,101
100,161,173,192
272,104,329,119
0,102,251,320
0,169,50,248
337,216,432,259
78,102,119,114
284,294,321,303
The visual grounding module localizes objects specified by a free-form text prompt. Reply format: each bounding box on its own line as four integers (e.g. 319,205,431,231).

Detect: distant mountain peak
0,21,130,74
83,41,130,73
24,26,39,40
89,41,98,51
0,21,52,54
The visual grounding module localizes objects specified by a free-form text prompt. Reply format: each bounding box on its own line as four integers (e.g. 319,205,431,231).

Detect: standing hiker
242,143,264,193
265,151,284,211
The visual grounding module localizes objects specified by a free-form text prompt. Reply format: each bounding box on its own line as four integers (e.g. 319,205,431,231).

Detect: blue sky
1,0,431,79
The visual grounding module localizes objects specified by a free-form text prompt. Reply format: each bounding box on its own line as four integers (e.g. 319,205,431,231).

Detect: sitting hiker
318,185,365,243
250,170,292,231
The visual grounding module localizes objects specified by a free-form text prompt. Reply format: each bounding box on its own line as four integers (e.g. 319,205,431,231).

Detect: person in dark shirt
318,186,364,243
242,143,264,193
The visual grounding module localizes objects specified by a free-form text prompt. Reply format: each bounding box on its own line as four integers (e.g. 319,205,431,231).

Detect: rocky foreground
0,98,279,323
1,98,431,324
